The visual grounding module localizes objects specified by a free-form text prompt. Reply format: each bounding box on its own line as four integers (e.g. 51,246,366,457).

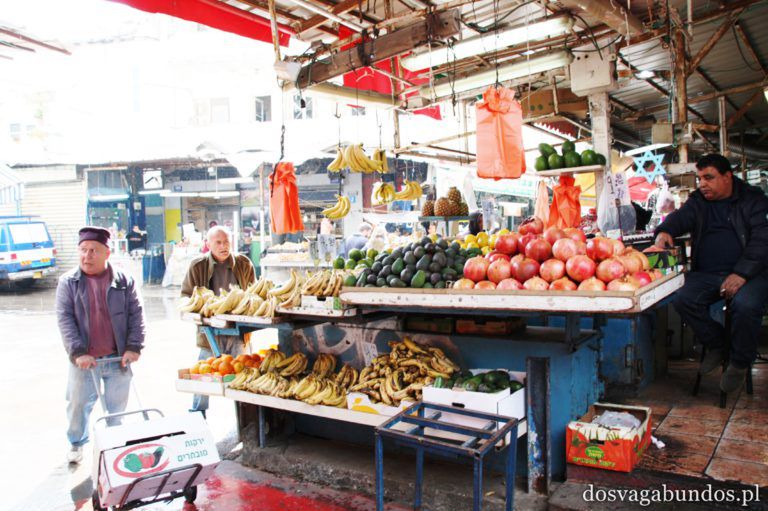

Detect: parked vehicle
0,216,56,287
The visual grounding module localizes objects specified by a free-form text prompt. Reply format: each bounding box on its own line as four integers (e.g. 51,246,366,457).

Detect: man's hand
720,273,746,300
654,232,674,250
122,350,140,367
75,354,96,369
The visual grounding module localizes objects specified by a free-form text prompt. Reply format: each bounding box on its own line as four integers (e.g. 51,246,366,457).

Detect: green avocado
416,254,432,272
509,381,524,392
390,278,407,288
333,257,345,270
348,249,363,262
404,252,417,265
410,270,427,288
392,258,405,275
345,259,357,270
343,275,357,287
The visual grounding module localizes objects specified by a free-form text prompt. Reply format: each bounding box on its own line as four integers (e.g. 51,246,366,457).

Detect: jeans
191,336,243,412
674,271,768,368
66,358,132,447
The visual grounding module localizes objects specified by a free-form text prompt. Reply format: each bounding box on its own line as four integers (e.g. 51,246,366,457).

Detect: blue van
0,216,56,285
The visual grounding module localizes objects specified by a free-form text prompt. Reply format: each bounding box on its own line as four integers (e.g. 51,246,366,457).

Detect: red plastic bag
548,176,581,228
269,162,305,235
476,86,526,180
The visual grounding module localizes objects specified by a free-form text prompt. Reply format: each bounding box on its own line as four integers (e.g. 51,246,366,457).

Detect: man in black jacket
654,154,768,393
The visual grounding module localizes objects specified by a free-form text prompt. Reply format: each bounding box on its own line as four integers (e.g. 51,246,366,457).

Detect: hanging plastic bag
597,173,636,235
533,180,550,226
476,86,526,180
548,176,581,229
269,162,305,235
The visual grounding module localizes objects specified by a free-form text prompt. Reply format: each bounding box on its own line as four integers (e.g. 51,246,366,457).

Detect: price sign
309,239,319,264
362,341,379,366
612,171,631,206
481,199,496,228
318,234,336,261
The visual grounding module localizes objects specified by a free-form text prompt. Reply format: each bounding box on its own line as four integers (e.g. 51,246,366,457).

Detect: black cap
78,226,111,247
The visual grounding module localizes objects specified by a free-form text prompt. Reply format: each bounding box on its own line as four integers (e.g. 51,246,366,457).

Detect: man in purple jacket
56,226,146,464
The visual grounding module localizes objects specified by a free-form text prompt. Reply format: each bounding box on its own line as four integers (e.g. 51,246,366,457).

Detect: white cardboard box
93,413,220,507
422,370,527,440
175,368,228,396
347,392,412,416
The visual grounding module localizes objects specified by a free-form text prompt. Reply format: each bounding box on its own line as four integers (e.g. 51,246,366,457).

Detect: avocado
461,370,474,379
433,252,447,267
404,252,416,266
463,380,479,392
430,272,442,286
376,252,388,262
425,243,437,254
390,278,407,288
383,256,395,267
400,269,414,283
483,371,502,385
411,270,427,288
386,274,399,286
416,254,432,271
366,274,378,285
422,282,434,289
534,155,549,171
454,262,465,274
435,281,447,289
454,377,465,387
445,248,457,258
442,268,458,279
446,257,455,267
380,265,392,278
420,236,432,246
509,381,524,392
356,273,368,287
391,248,403,260
478,383,495,393
406,264,417,274
450,242,461,251
364,283,376,287
371,262,383,274
348,249,364,262
376,277,387,287
345,259,358,270
428,262,442,273
496,380,510,390
392,258,405,275
539,143,556,157
343,275,357,287
413,246,426,259
333,256,345,269
437,238,448,249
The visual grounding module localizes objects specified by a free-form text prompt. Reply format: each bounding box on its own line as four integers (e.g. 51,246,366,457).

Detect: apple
565,255,596,282
475,280,497,290
539,259,566,283
497,278,524,290
463,256,490,283
512,257,541,282
544,227,566,246
523,276,549,290
563,227,587,243
607,277,640,291
549,277,578,291
578,277,606,291
552,238,579,262
586,237,614,261
495,234,519,256
487,260,513,284
453,278,476,290
596,257,627,283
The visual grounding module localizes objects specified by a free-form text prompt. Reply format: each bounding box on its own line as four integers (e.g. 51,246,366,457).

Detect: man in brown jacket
182,225,255,415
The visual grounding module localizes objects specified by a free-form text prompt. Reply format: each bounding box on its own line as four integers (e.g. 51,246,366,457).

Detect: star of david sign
633,151,666,184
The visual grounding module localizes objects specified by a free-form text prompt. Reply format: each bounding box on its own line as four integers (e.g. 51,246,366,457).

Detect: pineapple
458,202,469,216
421,200,435,217
447,186,462,204
448,200,461,216
435,197,452,217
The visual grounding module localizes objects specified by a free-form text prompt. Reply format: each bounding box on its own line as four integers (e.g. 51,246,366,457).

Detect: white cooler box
92,412,220,508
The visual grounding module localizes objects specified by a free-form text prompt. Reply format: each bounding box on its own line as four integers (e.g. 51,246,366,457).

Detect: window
192,99,210,125
255,96,272,122
9,223,50,244
350,106,366,117
293,94,313,120
210,98,230,123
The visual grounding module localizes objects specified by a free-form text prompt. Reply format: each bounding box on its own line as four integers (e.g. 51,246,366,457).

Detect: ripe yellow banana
327,147,346,173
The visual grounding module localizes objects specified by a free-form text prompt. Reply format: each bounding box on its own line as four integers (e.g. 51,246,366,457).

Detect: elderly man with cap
56,226,146,464
182,225,255,417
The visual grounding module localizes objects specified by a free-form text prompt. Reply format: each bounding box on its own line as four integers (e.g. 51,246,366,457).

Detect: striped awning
0,165,23,206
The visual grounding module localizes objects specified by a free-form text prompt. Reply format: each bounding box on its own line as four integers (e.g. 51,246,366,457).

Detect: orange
221,354,234,363
206,357,216,364
235,354,251,363
198,363,212,374
233,361,244,373
250,354,262,364
190,362,200,375
219,361,234,375
211,359,222,371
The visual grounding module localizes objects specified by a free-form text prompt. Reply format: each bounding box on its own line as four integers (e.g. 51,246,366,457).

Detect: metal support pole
526,357,551,495
505,424,518,511
718,96,728,156
588,92,611,206
415,447,424,509
473,457,483,511
673,28,689,163
258,405,266,448
375,433,385,511
201,327,221,357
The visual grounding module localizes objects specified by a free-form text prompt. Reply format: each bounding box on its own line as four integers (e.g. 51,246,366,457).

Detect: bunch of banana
269,270,301,299
245,277,274,300
335,363,359,390
312,353,337,378
276,352,309,377
372,149,389,173
246,371,295,398
372,182,395,205
228,367,262,390
322,195,351,220
198,285,246,317
394,180,423,201
348,336,460,406
291,374,347,407
301,270,345,297
260,349,287,373
345,144,383,173
179,286,215,313
327,147,347,173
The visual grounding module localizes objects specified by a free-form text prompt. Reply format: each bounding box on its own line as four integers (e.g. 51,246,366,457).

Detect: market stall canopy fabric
110,0,292,46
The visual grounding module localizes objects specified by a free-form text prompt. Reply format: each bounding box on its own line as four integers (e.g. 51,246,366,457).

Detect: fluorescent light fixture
160,191,200,198
402,16,573,71
218,177,254,184
624,143,671,156
90,193,129,201
198,191,241,198
308,82,395,108
421,51,573,99
764,85,768,103
138,189,165,195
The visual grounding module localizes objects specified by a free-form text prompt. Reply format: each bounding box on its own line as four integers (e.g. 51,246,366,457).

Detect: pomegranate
463,256,490,283
518,233,539,254
539,258,566,283
563,227,587,243
525,238,553,263
651,269,664,281
578,277,606,291
523,276,549,290
453,278,476,290
510,253,525,266
497,278,524,290
607,277,640,291
586,237,614,261
627,249,651,270
628,271,652,288
518,217,544,235
475,280,497,290
487,251,511,263
487,260,513,284
512,257,541,283
575,241,588,255
565,255,596,282
618,253,642,274
549,277,578,291
544,227,566,246
608,238,625,257
552,238,579,262
596,257,627,283
495,234,519,256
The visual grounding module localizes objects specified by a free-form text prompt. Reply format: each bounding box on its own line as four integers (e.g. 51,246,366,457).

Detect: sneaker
720,363,748,393
699,348,725,375
67,445,83,464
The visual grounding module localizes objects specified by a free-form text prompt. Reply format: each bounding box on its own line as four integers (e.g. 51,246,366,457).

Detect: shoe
699,348,725,375
67,445,83,464
720,363,748,393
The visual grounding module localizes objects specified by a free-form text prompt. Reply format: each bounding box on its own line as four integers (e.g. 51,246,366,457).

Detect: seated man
654,154,768,392
182,226,255,415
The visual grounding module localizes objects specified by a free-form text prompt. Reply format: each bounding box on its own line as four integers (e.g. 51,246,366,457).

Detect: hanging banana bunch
394,180,423,201
372,182,396,205
345,144,383,174
327,147,346,173
372,149,389,173
322,195,351,220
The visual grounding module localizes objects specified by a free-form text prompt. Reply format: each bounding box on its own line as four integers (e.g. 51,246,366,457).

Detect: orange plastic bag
548,176,581,228
269,162,305,235
476,86,526,180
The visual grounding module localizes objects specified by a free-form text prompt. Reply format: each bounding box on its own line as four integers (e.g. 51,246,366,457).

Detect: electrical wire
571,34,624,52
731,26,763,73
461,0,537,34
